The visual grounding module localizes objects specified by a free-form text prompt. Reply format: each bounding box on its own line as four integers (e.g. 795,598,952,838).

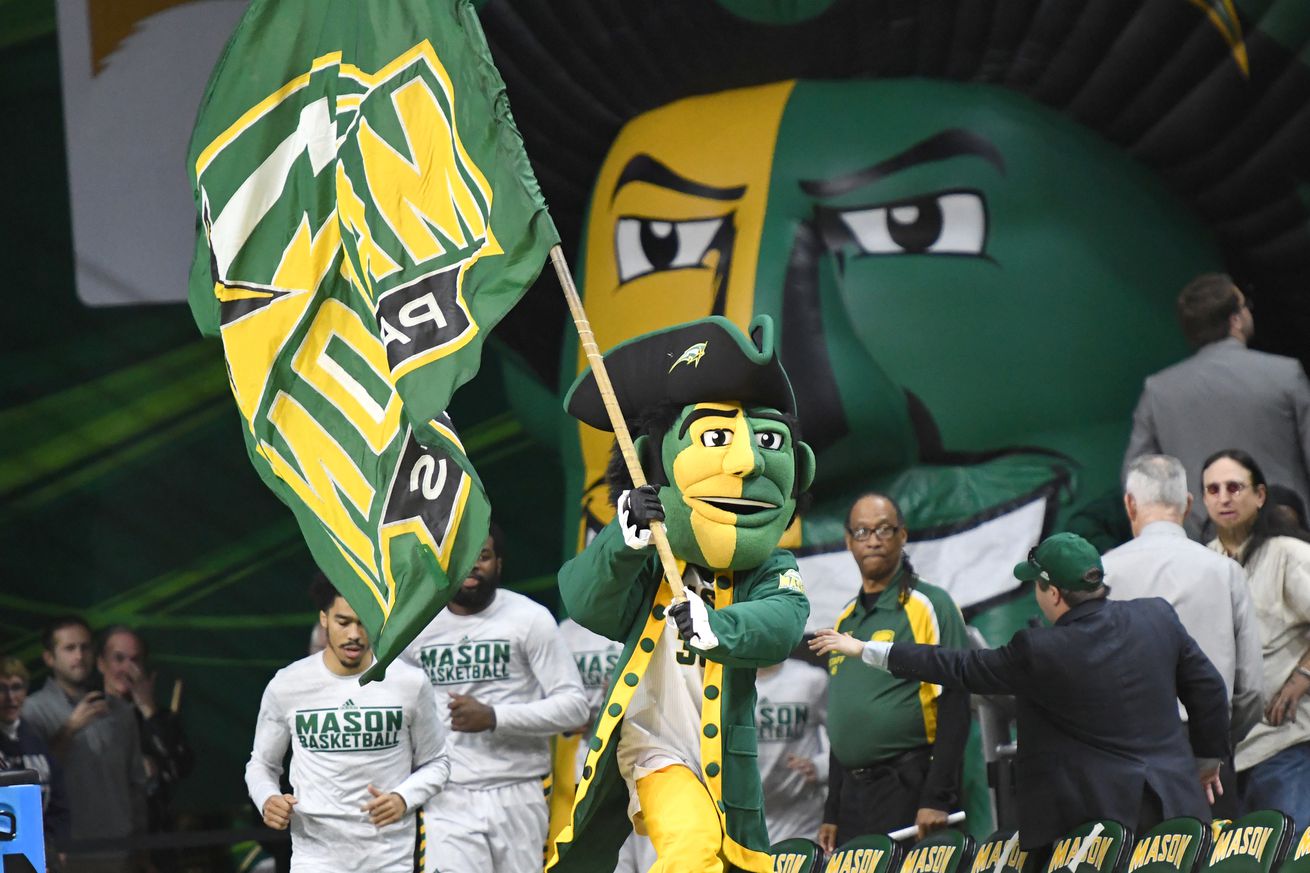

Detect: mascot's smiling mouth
696,497,777,515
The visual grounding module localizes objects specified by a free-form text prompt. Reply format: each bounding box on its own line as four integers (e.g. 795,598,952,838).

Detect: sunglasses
1204,481,1250,497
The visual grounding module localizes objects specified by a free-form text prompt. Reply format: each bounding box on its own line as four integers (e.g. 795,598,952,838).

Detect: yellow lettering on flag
357,76,488,262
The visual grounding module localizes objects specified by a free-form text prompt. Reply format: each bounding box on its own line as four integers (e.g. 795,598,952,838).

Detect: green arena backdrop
6,0,1310,839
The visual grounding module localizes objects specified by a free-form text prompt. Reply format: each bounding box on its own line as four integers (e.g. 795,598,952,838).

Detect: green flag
187,0,558,677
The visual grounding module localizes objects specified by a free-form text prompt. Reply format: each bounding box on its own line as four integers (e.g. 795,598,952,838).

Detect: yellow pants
636,765,727,873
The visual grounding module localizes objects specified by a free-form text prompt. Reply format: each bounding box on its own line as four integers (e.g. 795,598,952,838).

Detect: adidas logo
341,698,358,710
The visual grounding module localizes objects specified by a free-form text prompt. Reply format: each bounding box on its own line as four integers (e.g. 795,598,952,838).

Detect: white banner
57,0,247,306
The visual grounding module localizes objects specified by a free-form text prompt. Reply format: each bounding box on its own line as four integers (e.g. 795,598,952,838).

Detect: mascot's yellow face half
653,400,806,570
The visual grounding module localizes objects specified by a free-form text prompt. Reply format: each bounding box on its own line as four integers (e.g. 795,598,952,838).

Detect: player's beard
452,569,499,612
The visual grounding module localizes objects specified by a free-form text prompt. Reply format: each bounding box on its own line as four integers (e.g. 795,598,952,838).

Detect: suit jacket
888,597,1229,848
1124,338,1310,536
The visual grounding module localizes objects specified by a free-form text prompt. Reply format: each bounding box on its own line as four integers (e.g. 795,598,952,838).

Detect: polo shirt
826,568,968,767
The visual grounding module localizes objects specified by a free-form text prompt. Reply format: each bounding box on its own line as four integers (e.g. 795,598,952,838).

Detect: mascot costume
547,315,814,873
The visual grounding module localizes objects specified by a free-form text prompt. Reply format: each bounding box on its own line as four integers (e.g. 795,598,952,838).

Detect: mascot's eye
835,191,986,257
615,217,725,283
701,428,733,447
756,432,784,450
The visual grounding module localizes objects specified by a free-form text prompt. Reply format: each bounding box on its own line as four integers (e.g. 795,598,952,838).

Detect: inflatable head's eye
756,432,784,450
834,191,986,257
615,217,725,283
701,428,733,447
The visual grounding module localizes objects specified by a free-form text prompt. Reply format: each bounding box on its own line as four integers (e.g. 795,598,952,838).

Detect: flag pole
550,245,688,602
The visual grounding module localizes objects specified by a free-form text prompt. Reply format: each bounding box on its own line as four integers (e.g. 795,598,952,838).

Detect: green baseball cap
1013,532,1105,590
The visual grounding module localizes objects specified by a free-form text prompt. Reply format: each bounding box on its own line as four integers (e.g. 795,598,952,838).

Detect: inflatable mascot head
566,315,814,570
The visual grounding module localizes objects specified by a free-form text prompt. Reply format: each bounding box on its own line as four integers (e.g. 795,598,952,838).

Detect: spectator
755,658,829,843
96,626,194,838
24,616,147,873
0,657,71,856
814,532,1230,849
1202,449,1310,825
1104,454,1264,817
817,493,970,853
401,524,589,873
244,577,449,872
1123,273,1310,536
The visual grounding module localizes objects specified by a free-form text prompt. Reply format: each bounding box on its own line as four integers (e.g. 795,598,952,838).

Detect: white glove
617,486,663,550
668,596,720,651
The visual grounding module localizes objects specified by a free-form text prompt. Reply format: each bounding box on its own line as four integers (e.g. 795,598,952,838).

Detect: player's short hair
0,657,29,684
41,615,91,652
1125,454,1189,513
1177,273,1242,349
309,573,342,613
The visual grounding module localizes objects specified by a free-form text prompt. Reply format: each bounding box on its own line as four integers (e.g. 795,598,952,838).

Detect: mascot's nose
722,420,763,478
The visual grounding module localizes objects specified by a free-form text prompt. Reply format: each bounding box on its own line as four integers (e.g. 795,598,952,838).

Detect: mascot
547,315,815,873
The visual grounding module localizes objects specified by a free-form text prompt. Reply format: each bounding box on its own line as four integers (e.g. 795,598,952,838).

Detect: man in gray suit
1105,454,1265,816
1123,273,1310,536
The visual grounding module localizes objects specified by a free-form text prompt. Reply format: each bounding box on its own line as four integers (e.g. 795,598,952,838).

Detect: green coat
546,521,809,873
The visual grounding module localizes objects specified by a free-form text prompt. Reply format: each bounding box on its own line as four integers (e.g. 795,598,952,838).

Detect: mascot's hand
668,597,719,651
617,485,665,550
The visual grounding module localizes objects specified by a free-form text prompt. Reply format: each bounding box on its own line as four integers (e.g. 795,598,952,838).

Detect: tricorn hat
565,315,796,431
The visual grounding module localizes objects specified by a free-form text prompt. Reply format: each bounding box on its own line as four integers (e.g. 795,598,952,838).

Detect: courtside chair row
769,813,1310,873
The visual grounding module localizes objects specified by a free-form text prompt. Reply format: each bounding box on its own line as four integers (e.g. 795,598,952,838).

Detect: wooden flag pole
550,245,688,602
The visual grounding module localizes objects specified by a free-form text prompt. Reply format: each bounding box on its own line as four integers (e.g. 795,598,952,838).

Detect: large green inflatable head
566,315,815,569
569,78,1218,550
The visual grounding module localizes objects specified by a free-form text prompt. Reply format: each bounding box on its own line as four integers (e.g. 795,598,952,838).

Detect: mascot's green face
650,400,812,570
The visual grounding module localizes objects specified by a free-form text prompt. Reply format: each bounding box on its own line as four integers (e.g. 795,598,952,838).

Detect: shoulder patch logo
778,568,805,593
668,341,708,372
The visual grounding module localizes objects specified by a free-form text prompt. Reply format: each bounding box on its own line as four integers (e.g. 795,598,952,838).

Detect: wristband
1294,666,1310,682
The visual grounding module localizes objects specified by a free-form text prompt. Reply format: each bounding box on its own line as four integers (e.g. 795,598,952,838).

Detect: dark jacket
0,719,71,843
888,597,1229,848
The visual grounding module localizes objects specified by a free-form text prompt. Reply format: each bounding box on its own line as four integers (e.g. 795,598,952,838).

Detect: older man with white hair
1105,453,1265,815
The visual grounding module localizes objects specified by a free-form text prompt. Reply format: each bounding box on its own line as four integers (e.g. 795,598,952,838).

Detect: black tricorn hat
565,315,796,432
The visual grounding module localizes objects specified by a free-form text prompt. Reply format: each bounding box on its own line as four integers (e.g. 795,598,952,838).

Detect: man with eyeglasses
1123,272,1310,537
811,493,970,853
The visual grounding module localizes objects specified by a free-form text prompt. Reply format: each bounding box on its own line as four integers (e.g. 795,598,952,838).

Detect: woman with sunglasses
1201,448,1310,824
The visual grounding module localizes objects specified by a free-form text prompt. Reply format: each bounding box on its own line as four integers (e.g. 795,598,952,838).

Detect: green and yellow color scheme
186,0,557,673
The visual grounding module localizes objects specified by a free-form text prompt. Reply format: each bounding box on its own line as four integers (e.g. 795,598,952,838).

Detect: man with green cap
812,532,1230,849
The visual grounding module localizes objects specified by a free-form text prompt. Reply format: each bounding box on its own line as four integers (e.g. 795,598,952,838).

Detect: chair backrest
0,778,46,873
1204,810,1295,873
825,833,904,873
899,828,977,873
972,830,1040,873
1127,817,1211,873
773,837,825,873
1045,820,1134,873
1275,827,1310,873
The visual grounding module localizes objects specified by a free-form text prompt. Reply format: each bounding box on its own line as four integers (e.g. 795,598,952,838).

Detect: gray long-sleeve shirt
1104,521,1265,743
23,681,147,843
